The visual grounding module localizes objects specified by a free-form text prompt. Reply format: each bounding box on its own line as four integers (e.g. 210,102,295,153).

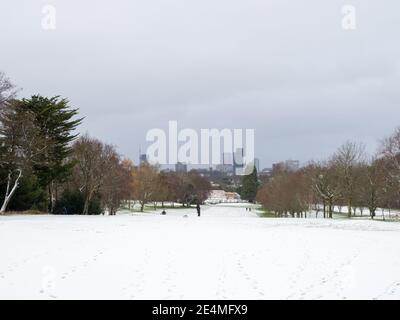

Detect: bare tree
132,162,159,212
0,72,17,190
162,173,182,207
99,154,133,215
381,127,400,197
332,141,365,218
151,172,173,209
71,135,117,215
0,72,17,105
0,100,43,213
119,159,135,209
256,169,312,218
357,158,386,219
187,171,211,205
308,163,340,219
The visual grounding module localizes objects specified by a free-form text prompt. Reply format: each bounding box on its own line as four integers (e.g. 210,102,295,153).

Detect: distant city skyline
157,156,297,175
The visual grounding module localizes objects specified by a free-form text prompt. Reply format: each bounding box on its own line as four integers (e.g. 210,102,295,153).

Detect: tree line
0,72,210,215
257,137,400,219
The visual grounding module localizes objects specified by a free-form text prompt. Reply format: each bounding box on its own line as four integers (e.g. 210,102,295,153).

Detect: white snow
1,204,400,300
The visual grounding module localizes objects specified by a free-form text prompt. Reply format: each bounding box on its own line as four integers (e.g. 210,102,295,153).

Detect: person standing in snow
196,203,201,217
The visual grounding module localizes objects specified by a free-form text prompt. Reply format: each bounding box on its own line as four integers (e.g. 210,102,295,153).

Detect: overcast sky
1,0,399,168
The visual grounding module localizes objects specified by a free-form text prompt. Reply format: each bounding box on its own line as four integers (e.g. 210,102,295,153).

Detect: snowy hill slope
0,204,400,300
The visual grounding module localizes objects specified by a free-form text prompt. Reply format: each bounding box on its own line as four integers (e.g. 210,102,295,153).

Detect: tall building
233,148,244,175
259,168,272,177
139,154,148,164
175,162,188,173
222,152,234,165
285,160,300,171
272,160,300,172
272,162,284,172
254,158,260,173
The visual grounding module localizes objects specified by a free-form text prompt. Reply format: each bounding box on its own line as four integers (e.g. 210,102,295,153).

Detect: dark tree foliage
53,189,102,215
1,175,48,211
240,167,259,202
14,96,83,210
1,95,82,213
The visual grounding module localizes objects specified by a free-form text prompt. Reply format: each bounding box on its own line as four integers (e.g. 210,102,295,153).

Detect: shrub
53,189,103,215
2,174,48,212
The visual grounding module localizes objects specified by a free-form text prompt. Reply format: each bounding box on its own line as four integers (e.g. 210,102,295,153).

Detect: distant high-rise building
259,168,272,177
254,158,260,173
160,168,173,174
139,154,148,164
272,162,284,172
233,148,244,175
272,160,300,172
175,162,188,173
285,160,300,172
222,152,234,165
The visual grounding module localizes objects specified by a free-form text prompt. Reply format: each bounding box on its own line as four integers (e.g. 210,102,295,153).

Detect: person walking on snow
196,203,201,217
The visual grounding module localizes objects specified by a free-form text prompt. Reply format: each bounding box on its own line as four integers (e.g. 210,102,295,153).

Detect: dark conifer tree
16,96,83,212
240,166,259,203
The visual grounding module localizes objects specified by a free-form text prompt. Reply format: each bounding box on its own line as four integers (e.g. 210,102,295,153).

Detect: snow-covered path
1,204,400,300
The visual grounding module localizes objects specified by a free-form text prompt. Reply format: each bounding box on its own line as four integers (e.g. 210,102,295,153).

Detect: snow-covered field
1,204,400,300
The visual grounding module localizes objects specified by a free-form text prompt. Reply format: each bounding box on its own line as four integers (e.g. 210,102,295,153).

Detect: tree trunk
83,188,96,215
48,181,56,214
1,170,22,214
83,196,90,215
370,208,375,219
348,199,352,218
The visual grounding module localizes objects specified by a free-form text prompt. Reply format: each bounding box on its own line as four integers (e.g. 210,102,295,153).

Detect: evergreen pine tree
16,96,83,212
240,166,259,203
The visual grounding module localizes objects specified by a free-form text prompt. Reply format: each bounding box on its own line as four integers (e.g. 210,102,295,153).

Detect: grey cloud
1,0,399,168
